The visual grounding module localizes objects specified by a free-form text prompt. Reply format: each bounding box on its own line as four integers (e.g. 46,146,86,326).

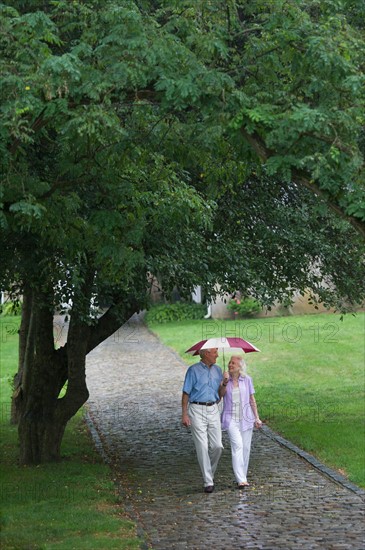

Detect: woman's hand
254,418,263,429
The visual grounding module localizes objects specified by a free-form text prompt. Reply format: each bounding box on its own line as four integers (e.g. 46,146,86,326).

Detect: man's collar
200,360,214,368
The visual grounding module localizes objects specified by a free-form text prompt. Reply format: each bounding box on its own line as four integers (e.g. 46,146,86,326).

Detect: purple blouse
221,375,256,431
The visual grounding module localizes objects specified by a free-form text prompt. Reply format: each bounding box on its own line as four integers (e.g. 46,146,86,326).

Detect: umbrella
185,337,260,369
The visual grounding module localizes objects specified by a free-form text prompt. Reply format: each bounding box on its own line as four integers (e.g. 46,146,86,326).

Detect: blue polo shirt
182,361,223,403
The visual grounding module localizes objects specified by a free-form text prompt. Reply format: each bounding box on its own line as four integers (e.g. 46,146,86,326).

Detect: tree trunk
18,410,68,464
17,347,70,464
15,285,139,464
10,286,32,424
17,295,67,464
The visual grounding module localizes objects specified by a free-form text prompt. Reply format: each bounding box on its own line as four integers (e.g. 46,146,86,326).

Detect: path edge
261,425,365,499
84,409,151,550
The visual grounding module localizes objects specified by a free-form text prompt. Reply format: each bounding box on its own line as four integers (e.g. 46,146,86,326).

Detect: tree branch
240,127,365,240
9,108,48,155
86,300,141,354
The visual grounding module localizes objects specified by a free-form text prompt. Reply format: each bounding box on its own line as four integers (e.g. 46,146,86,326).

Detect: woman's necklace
232,376,239,388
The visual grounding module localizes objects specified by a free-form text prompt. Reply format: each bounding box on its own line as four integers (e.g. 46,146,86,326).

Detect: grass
147,312,365,488
0,316,141,550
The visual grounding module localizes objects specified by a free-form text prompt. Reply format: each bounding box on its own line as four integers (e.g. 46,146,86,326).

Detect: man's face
202,348,218,366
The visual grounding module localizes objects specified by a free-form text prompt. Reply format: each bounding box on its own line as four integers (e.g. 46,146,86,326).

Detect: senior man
182,348,227,493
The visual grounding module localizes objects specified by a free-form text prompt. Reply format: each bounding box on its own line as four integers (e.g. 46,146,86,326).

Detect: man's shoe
204,485,214,494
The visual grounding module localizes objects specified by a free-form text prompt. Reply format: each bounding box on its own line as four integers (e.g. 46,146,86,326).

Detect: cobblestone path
85,316,364,550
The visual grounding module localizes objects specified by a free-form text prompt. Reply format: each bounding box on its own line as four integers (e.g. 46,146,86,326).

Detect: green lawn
148,312,365,487
0,316,140,550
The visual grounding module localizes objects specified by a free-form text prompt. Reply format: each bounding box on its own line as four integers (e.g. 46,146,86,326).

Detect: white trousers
227,422,253,484
188,403,223,487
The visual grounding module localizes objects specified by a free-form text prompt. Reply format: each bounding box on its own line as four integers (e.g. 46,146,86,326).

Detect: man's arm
182,392,191,426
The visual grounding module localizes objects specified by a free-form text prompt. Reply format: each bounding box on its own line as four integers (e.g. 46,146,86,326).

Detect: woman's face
228,356,241,376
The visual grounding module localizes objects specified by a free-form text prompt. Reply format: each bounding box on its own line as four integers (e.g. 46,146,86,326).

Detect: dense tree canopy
0,0,364,463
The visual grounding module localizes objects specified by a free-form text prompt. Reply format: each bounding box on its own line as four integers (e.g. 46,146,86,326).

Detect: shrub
227,297,261,318
1,301,22,316
146,302,206,323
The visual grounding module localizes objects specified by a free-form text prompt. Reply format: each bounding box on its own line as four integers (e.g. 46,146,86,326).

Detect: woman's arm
250,394,263,428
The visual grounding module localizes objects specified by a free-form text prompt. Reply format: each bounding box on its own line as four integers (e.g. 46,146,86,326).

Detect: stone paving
84,315,365,550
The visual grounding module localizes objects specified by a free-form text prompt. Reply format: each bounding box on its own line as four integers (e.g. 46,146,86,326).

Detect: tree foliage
0,0,364,463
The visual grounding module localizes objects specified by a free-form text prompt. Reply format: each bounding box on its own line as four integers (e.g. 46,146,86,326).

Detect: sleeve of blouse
248,375,255,395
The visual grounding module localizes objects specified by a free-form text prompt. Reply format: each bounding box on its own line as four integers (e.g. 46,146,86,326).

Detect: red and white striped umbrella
185,337,260,356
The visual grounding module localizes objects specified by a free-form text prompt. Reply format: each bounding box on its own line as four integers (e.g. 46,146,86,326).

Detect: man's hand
182,413,191,427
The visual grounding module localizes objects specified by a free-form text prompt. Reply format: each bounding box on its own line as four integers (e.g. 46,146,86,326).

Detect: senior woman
220,355,262,488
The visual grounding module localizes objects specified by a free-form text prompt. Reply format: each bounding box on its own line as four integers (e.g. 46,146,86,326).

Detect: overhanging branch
86,300,140,354
240,127,365,240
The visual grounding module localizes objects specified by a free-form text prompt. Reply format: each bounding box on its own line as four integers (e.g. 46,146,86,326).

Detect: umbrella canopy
185,337,260,356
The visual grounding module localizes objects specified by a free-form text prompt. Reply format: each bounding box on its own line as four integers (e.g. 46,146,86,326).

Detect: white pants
188,403,223,487
227,422,253,484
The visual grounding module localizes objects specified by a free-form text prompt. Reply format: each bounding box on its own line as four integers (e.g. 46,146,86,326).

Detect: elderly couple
182,348,262,493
